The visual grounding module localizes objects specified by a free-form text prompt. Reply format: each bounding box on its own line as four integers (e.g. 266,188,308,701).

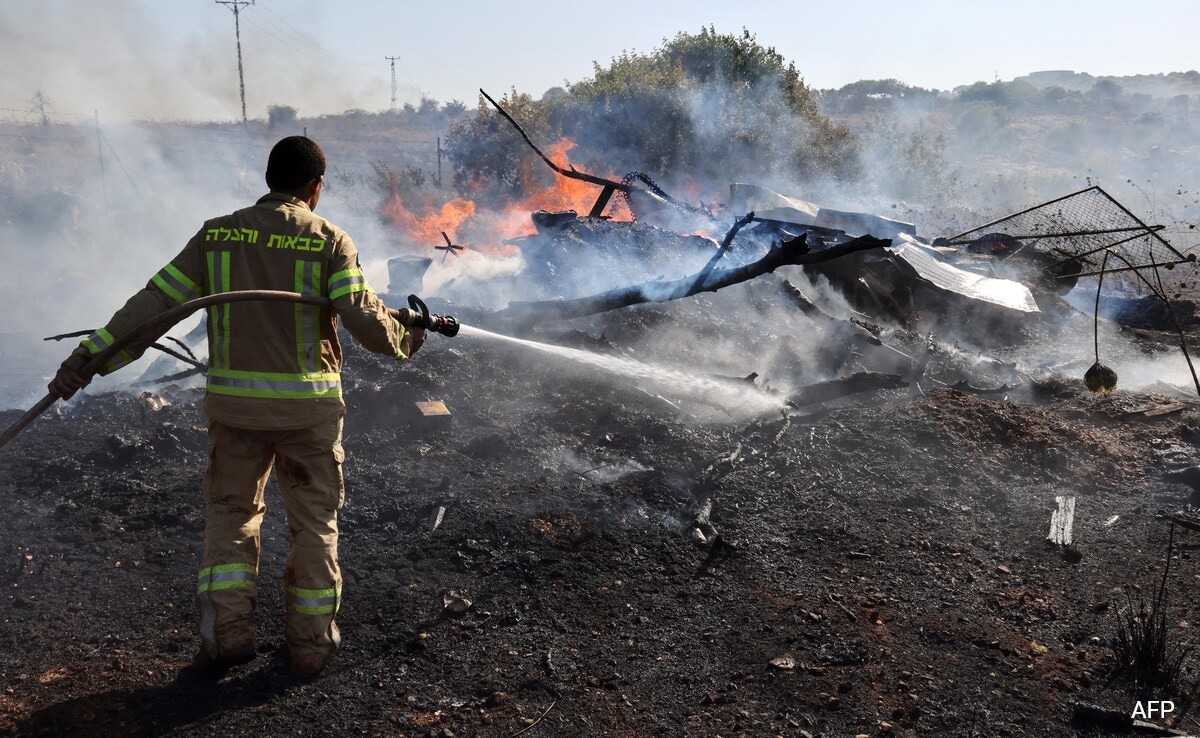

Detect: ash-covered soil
2,285,1199,738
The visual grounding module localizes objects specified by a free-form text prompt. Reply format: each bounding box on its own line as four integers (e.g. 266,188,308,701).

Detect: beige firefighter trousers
196,416,345,665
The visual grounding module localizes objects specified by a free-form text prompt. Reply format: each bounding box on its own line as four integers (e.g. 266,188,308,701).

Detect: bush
267,105,298,130
1109,526,1193,695
446,28,860,209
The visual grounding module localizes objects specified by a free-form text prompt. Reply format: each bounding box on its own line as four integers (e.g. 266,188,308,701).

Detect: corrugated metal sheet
728,183,916,240
892,235,1039,313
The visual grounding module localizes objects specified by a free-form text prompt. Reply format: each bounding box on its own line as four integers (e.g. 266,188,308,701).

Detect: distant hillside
814,71,1200,245
1016,69,1200,99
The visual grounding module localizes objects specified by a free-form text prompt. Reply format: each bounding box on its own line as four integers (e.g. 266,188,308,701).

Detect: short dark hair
265,136,325,191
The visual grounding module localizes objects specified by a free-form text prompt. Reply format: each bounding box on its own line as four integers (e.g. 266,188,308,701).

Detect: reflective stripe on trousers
197,562,257,594
197,562,257,657
288,585,340,616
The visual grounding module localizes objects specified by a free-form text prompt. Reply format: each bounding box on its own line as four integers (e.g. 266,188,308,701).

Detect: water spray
457,324,787,416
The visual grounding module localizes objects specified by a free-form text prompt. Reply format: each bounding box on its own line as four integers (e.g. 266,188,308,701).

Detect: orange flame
382,192,476,244
380,138,632,253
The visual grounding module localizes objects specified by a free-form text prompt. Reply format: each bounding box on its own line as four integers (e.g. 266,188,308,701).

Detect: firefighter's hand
408,326,428,356
49,367,90,400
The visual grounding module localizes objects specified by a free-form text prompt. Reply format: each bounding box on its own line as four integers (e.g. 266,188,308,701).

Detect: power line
385,56,401,111
215,0,255,124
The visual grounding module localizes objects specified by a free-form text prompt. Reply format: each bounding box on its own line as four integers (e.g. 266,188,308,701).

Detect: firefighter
49,136,426,678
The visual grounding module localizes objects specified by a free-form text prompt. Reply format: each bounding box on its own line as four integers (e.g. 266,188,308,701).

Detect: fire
511,139,622,222
382,192,475,245
380,138,631,254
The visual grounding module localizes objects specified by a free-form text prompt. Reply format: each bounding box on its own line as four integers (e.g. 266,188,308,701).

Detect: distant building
1024,70,1092,91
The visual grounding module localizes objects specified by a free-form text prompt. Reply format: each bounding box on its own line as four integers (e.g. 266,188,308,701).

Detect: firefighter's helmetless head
266,136,326,211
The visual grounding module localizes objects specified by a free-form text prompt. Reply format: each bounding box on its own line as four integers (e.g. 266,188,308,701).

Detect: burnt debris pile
6,106,1200,737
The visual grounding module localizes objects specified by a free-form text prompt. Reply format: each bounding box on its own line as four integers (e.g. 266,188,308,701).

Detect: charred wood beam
948,380,1017,396
148,366,206,385
690,213,757,292
781,278,823,317
491,232,890,326
588,184,617,218
782,279,882,348
789,372,908,407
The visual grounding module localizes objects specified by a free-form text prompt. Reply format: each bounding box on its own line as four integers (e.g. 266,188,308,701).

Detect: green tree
267,104,298,130
446,27,859,208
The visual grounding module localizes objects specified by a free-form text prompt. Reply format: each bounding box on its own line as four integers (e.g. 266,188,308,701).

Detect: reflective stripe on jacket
63,193,410,430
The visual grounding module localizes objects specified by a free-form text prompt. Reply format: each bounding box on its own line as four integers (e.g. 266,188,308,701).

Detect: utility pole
385,56,400,111
95,110,107,205
216,0,254,124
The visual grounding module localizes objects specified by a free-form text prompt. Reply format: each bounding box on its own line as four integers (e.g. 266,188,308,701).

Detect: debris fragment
416,400,453,427
1047,496,1076,546
892,234,1040,313
789,372,908,407
1143,403,1187,418
1085,362,1118,394
728,182,916,241
442,593,472,617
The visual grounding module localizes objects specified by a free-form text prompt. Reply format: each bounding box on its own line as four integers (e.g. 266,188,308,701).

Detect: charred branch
788,372,908,407
44,329,206,370
480,88,632,195
480,88,717,224
690,213,758,292
490,232,890,327
781,279,888,350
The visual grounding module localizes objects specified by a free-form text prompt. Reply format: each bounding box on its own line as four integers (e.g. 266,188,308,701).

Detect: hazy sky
3,0,1198,121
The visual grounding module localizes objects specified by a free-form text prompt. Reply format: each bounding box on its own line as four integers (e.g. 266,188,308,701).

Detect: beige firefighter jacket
63,193,411,430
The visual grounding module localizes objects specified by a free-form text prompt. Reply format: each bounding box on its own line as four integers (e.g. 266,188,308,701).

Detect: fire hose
0,290,459,451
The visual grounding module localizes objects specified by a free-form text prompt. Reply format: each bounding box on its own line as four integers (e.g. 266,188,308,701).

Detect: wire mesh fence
944,186,1193,294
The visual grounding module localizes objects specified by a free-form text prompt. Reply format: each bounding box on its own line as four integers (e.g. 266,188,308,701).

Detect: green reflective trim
197,563,257,594
103,349,135,374
290,586,338,599
208,369,341,382
294,260,322,373
207,368,342,399
327,269,358,284
151,264,201,305
197,578,257,594
290,603,337,615
198,563,257,578
207,251,232,369
81,328,116,356
219,254,231,364
288,585,340,615
328,269,369,301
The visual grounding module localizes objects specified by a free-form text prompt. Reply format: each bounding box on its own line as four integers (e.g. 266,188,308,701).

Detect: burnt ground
3,284,1200,737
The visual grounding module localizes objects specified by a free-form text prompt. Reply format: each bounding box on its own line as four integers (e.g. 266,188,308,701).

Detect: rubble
6,107,1200,738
